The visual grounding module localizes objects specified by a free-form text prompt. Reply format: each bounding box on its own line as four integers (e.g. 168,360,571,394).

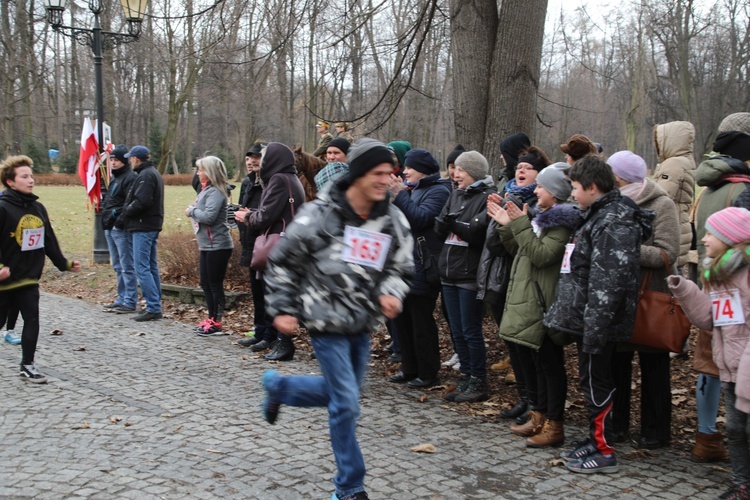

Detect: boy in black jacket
0,156,80,383
544,156,652,473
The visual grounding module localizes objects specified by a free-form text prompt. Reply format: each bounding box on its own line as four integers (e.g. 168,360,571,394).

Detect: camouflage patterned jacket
264,177,414,335
543,189,653,354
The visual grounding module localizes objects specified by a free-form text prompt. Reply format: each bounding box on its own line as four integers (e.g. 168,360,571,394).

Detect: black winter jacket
543,189,654,354
238,172,264,266
434,178,496,286
392,174,451,297
101,165,136,230
122,161,164,232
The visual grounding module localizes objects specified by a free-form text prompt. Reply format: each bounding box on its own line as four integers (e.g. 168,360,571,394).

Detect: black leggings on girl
199,249,232,322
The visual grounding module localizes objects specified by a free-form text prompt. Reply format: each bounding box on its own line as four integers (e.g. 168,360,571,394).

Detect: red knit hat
705,207,750,246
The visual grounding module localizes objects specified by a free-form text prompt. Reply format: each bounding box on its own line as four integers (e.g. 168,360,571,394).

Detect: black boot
264,337,295,361
501,397,529,419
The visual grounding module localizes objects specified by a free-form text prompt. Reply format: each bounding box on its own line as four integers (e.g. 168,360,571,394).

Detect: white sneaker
453,362,461,372
442,353,459,367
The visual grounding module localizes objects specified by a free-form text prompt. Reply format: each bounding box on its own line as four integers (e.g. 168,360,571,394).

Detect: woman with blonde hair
186,156,234,336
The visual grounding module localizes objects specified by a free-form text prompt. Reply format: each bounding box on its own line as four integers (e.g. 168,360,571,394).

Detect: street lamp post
44,0,148,264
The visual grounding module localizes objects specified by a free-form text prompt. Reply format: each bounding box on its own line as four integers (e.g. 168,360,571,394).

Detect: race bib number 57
710,289,746,327
343,226,392,271
22,227,45,251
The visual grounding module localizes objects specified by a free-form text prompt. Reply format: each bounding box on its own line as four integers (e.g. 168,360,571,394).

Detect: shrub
24,138,52,173
159,230,246,290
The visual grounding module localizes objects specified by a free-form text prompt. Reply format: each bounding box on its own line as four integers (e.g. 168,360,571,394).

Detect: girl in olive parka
489,166,581,448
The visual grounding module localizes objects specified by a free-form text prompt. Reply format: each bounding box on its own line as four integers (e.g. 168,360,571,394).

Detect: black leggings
199,249,232,322
1,285,40,365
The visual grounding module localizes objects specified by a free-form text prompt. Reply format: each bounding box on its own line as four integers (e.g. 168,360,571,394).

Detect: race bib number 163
342,226,392,271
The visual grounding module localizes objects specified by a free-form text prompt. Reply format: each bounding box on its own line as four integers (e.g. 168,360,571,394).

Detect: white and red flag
78,117,101,209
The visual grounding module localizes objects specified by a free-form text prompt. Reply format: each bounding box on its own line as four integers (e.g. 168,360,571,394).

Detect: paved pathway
0,293,728,499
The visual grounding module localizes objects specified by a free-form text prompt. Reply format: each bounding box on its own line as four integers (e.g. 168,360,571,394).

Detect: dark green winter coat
497,203,581,349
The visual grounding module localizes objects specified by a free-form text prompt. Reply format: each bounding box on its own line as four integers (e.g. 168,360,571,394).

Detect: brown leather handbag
629,251,692,352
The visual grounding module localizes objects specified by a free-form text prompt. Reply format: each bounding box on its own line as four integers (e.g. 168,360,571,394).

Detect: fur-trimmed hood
533,203,581,232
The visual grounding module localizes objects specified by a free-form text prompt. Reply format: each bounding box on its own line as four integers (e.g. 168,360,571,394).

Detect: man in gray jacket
261,138,414,500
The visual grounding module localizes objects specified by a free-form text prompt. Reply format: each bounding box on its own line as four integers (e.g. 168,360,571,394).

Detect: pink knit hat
705,207,750,246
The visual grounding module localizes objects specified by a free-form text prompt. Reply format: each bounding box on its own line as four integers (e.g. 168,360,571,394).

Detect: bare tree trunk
483,0,548,176
449,0,497,151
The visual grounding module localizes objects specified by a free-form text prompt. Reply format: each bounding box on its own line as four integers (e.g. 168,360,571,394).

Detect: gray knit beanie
455,151,488,182
537,166,572,201
718,113,750,135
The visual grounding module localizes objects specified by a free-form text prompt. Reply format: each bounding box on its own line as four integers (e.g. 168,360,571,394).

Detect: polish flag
78,117,101,209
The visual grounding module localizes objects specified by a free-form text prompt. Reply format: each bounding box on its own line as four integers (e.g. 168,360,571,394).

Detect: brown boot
526,420,565,448
691,432,729,462
510,411,545,437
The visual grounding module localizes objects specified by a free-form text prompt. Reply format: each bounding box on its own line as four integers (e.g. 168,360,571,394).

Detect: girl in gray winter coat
186,156,234,336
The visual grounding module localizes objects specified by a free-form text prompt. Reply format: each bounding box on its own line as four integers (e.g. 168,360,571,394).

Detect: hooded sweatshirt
0,189,72,292
244,142,306,235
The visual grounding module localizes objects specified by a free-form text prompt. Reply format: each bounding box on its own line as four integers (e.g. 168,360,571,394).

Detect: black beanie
517,150,549,172
111,144,128,164
327,137,351,155
714,131,750,162
404,148,439,175
347,138,395,182
500,133,531,169
446,144,466,166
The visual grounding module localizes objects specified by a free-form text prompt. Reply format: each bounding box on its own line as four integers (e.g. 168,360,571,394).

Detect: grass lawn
35,185,198,261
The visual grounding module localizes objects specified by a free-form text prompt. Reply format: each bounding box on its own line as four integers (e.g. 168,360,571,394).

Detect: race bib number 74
22,227,45,251
342,226,392,271
710,289,746,327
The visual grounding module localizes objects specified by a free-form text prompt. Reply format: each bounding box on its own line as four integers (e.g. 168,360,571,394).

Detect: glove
114,217,125,229
435,212,460,233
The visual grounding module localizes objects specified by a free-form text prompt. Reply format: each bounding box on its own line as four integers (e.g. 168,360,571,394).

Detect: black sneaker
20,363,48,384
560,437,598,460
565,451,618,474
454,377,488,403
112,305,136,314
103,302,119,310
133,311,163,322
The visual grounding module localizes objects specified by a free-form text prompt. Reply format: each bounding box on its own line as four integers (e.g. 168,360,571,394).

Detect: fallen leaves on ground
410,443,436,453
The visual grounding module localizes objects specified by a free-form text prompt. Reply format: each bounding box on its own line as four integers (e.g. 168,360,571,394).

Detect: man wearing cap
312,121,334,159
236,142,276,349
121,145,164,322
260,138,414,500
313,137,351,192
101,145,138,313
335,122,354,142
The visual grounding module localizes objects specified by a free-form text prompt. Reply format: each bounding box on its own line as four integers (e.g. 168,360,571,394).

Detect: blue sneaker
262,370,280,424
566,451,619,474
333,492,369,500
4,330,21,345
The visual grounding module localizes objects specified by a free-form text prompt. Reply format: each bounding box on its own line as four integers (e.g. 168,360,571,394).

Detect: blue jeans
105,228,137,309
132,231,161,313
265,333,370,497
442,285,486,381
697,374,723,434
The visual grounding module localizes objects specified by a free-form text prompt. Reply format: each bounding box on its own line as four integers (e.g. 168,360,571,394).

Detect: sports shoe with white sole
20,363,47,384
566,451,618,474
4,330,21,345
